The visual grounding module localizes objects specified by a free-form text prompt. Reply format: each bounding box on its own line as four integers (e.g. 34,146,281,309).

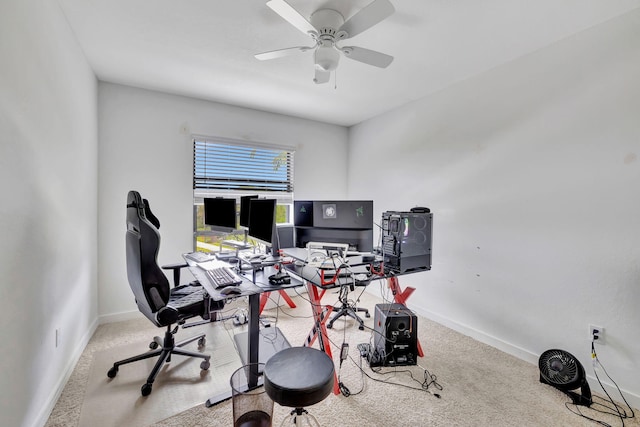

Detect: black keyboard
206,266,243,288
185,251,213,263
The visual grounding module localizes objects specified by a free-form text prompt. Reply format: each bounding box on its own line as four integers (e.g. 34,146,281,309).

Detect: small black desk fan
539,349,592,406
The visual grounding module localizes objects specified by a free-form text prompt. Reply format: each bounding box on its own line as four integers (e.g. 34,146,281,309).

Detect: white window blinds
193,137,294,193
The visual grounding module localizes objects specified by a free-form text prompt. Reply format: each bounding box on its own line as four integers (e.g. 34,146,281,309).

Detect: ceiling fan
255,0,395,84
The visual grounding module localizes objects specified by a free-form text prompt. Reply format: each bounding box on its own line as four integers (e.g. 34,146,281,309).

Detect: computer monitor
239,195,259,227
203,197,237,233
247,198,276,246
312,200,373,229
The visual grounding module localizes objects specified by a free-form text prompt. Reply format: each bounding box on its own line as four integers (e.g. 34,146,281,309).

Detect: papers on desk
196,259,232,271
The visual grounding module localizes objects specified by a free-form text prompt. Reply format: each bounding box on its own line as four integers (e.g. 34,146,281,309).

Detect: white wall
349,9,640,407
98,83,348,319
0,1,98,427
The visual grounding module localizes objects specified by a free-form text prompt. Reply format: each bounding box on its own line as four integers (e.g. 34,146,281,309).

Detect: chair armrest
162,262,189,287
156,305,179,326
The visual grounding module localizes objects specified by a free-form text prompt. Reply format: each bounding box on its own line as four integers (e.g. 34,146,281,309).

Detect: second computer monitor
239,195,259,228
247,198,276,246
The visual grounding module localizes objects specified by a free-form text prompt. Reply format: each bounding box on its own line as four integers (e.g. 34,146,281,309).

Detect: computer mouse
220,286,242,295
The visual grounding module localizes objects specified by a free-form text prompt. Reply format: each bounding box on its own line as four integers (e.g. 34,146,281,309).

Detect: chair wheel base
107,366,118,378
141,383,152,396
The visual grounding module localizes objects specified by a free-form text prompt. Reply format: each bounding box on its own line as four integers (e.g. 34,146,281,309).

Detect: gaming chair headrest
126,191,160,230
126,191,144,227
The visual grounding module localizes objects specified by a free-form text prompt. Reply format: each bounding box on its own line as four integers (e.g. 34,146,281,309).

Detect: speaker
371,303,418,367
381,210,432,272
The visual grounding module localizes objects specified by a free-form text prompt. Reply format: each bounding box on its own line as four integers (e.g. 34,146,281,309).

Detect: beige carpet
78,322,241,427
47,290,639,427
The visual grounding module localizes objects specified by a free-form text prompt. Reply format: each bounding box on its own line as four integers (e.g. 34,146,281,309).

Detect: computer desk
184,254,302,407
236,253,298,313
280,247,426,395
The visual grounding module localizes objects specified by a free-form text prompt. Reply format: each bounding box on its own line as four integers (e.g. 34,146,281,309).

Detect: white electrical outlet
589,324,604,344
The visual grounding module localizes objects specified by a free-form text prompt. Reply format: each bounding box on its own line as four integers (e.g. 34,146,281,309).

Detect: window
192,136,295,252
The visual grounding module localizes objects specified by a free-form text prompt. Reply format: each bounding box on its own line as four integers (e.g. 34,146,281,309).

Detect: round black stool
264,346,335,426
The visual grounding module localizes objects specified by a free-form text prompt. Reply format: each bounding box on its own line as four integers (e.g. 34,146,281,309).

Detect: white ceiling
58,0,640,127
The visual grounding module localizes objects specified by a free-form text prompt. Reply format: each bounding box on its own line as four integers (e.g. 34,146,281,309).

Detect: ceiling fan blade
255,46,314,60
341,46,393,68
338,0,395,39
313,69,330,84
266,0,317,36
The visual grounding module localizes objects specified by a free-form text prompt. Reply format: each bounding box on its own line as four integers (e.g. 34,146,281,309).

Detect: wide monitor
247,198,276,246
313,200,373,229
203,197,237,233
239,195,259,227
294,200,374,229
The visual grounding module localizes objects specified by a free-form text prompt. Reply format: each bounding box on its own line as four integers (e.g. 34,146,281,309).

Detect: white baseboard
99,309,144,324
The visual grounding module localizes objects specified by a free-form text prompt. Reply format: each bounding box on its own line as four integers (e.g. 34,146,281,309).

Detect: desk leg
387,277,425,358
278,290,297,308
303,282,339,395
259,292,270,313
259,290,297,314
247,293,260,367
205,293,261,407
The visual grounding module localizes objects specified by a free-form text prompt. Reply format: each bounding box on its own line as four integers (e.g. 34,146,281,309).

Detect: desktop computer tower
381,210,432,272
371,303,418,367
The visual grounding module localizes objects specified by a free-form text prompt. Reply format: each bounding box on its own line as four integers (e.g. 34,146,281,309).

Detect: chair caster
200,359,210,370
149,341,159,349
198,336,206,348
107,366,118,378
326,323,332,329
141,382,153,396
358,325,364,330
365,312,371,318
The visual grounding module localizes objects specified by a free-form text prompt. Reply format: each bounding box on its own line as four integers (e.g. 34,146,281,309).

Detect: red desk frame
302,282,340,395
259,290,297,313
290,259,427,395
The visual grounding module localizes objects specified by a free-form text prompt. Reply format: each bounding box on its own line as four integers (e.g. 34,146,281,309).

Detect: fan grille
538,349,581,388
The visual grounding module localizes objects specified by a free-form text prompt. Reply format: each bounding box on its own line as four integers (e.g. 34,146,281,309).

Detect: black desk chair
106,190,221,396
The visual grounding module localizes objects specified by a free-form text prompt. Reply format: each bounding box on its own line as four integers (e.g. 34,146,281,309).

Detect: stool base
280,408,320,427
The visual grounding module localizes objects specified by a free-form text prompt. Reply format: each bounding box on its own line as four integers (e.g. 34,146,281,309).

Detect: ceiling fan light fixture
258,0,395,83
314,46,340,71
